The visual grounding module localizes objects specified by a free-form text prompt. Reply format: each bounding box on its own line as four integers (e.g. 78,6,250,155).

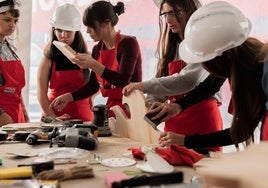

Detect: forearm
101,57,140,88
176,74,226,110
90,60,105,76
101,68,129,87
146,94,167,105
184,128,233,149
100,37,142,88
39,96,56,117
37,86,55,117
142,63,209,96
71,72,99,101
21,100,29,122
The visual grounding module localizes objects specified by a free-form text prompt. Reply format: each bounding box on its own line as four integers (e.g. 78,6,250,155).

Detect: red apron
0,57,26,123
262,111,268,140
165,60,223,152
96,31,128,117
48,62,93,121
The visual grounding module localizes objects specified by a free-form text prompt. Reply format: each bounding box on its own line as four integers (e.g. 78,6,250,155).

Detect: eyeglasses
160,10,184,19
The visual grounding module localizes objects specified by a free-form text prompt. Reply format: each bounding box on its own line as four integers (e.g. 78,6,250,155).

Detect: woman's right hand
122,82,144,96
49,93,73,112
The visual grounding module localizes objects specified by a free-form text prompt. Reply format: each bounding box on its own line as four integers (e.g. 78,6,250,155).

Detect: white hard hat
153,0,202,9
50,3,81,31
179,1,251,64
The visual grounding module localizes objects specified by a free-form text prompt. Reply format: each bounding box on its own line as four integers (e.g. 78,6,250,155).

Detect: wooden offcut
52,41,76,60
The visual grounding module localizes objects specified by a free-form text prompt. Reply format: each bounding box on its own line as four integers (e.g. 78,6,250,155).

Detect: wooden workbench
0,136,197,188
194,141,268,188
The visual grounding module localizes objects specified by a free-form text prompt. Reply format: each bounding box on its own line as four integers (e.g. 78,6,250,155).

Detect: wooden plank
1,122,42,132
52,41,76,61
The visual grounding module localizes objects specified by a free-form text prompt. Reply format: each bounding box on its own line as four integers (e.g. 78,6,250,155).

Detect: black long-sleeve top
175,74,235,149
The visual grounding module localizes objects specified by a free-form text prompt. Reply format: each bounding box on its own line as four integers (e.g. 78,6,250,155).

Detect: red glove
155,144,203,167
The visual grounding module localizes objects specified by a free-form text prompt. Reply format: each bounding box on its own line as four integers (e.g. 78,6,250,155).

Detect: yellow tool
0,167,32,179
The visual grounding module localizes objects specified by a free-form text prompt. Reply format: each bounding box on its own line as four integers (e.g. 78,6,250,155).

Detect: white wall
16,0,32,110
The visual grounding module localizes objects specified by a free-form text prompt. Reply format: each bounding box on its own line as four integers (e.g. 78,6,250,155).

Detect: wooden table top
0,135,197,188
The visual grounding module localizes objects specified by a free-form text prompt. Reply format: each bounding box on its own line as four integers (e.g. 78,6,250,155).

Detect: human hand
70,53,95,69
49,93,73,112
158,131,185,147
0,111,13,126
122,82,144,96
147,102,182,122
55,113,70,121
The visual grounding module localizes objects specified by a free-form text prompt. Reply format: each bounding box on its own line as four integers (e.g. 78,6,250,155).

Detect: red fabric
262,111,268,140
128,147,145,160
49,62,93,121
0,57,26,123
96,31,129,118
166,62,223,152
165,99,223,152
128,145,203,167
96,31,121,87
155,144,203,167
167,60,187,101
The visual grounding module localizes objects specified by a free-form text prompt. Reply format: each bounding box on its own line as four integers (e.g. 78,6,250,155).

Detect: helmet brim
179,40,217,64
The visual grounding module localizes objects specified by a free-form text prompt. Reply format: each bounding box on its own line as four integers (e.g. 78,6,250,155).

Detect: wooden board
1,122,63,134
52,41,76,60
2,122,41,130
194,141,268,188
110,89,160,144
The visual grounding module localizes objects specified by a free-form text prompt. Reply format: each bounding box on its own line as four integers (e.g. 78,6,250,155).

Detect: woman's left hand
158,131,185,147
148,102,182,122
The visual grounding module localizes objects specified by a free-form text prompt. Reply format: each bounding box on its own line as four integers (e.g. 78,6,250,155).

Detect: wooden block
52,41,76,60
110,89,160,144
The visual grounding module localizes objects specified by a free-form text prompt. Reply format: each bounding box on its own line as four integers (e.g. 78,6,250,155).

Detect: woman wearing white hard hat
49,1,142,118
0,0,29,125
37,4,98,121
123,0,223,153
159,1,268,149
